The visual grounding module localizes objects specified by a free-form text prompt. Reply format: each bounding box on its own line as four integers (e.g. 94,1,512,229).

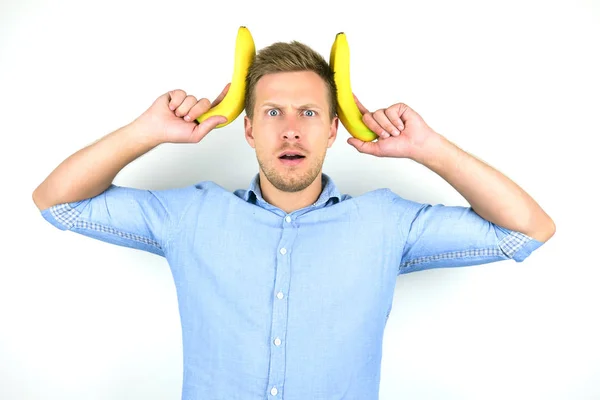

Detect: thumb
347,137,380,156
190,115,228,143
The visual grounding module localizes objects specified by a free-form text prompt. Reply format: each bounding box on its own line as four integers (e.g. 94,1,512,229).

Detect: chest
173,209,400,312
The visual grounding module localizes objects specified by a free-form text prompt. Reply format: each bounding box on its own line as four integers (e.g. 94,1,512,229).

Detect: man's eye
304,110,315,117
268,109,279,117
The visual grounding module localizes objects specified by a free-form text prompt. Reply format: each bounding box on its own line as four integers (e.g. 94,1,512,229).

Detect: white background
1,0,598,399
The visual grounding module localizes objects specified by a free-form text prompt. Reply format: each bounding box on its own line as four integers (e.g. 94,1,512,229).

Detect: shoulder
135,180,234,217
148,180,230,199
340,187,423,208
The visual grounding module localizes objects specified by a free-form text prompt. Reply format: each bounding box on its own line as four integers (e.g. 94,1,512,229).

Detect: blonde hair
244,41,337,120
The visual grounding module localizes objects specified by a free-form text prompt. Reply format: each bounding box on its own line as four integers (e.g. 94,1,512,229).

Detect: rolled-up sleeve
41,184,196,257
392,193,545,275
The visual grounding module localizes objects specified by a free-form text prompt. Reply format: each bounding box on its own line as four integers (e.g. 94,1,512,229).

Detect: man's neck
258,172,323,214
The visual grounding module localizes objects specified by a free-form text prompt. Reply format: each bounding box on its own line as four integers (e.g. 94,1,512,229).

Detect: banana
329,32,378,142
197,26,256,128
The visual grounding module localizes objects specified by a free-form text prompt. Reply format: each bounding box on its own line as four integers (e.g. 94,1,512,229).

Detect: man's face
244,70,338,193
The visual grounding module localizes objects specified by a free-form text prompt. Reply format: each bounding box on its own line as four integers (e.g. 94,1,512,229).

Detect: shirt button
270,387,278,396
279,248,287,255
274,337,282,346
285,215,291,223
276,292,284,300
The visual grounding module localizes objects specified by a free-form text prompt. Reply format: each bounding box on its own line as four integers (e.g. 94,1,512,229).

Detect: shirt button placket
266,213,296,398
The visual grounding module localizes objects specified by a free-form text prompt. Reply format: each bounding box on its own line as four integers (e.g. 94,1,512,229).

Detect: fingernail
392,129,400,136
184,115,191,121
169,105,175,111
382,132,390,138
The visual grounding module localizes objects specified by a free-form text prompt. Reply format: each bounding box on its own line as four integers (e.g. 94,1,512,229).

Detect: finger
384,107,405,132
372,109,401,136
168,89,187,110
362,112,389,139
395,103,423,125
189,115,228,143
353,93,369,115
347,137,382,157
184,98,212,121
211,83,231,107
174,95,198,117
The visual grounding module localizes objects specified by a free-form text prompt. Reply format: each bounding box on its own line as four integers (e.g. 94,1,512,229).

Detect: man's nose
281,116,301,140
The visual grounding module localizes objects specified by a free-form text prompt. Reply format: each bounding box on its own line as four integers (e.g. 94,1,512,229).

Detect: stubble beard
257,151,326,193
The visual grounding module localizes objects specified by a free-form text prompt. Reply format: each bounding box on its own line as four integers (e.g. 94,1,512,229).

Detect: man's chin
265,170,319,193
272,178,312,193
258,156,324,193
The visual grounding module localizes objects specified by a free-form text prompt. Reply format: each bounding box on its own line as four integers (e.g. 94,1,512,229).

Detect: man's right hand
32,84,232,211
134,84,230,145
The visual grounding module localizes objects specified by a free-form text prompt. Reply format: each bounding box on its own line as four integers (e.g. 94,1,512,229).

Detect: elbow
543,217,557,242
529,215,556,243
32,188,42,211
32,186,49,211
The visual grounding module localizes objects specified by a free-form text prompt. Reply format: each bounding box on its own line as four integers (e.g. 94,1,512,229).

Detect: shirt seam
164,187,203,251
398,230,533,271
73,220,162,250
49,201,162,251
146,190,174,252
399,247,505,270
396,190,421,272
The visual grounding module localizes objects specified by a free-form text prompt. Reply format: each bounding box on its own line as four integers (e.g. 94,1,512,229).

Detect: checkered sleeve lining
49,203,162,251
399,230,532,270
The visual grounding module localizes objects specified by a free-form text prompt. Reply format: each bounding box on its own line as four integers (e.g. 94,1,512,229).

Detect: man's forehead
254,72,329,104
258,101,325,110
256,71,326,90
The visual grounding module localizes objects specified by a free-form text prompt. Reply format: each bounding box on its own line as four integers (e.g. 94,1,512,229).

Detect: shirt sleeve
390,191,545,275
40,184,197,257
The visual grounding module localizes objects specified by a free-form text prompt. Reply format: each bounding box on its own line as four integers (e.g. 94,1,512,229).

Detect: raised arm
32,87,229,211
346,97,556,243
410,133,555,242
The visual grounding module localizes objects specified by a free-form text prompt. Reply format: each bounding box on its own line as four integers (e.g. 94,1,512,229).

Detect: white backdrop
1,0,598,399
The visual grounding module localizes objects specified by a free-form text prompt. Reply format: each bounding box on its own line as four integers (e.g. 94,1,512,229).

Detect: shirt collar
243,172,342,209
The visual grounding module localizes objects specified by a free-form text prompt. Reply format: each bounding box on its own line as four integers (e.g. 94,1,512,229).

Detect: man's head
244,41,337,121
243,41,339,194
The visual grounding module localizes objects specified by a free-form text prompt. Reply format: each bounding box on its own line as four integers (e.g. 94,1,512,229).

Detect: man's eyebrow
260,102,323,110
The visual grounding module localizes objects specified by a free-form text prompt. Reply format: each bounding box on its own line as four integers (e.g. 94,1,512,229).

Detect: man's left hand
347,95,440,160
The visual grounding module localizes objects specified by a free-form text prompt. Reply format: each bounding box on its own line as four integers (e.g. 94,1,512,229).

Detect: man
32,40,555,400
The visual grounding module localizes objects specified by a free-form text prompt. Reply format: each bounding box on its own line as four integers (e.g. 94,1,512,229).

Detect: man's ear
244,116,255,148
327,116,339,148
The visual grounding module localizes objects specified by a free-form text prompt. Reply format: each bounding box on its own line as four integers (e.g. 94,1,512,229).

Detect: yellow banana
197,26,256,128
329,32,377,142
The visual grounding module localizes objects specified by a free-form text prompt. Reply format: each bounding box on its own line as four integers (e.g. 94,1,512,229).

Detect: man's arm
412,134,555,243
32,123,157,211
32,88,228,211
346,99,556,243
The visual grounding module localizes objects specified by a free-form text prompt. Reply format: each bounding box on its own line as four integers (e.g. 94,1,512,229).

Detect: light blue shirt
41,173,544,400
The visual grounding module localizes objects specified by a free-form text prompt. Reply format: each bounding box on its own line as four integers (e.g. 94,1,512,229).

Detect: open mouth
279,152,306,166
